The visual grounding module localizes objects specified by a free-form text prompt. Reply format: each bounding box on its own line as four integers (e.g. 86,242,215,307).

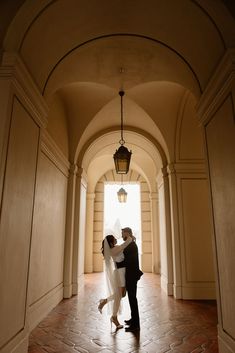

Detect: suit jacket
123,241,143,283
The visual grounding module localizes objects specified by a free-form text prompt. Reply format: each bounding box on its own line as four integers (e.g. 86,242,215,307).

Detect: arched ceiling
4,0,235,95
1,0,235,170
84,130,161,192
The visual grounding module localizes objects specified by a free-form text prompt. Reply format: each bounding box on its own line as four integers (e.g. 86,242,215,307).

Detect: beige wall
197,49,235,353
47,92,69,158
0,97,39,349
28,148,68,328
205,93,235,351
0,55,69,353
157,164,215,299
177,173,215,299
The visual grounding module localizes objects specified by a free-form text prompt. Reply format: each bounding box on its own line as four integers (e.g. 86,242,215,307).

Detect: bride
98,233,132,329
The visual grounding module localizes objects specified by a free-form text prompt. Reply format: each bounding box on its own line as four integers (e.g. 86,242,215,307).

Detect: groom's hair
122,227,133,235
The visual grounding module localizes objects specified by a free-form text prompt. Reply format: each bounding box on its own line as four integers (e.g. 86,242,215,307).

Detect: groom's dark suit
123,240,143,329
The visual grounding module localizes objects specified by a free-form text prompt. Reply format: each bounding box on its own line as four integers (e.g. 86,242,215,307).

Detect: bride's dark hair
101,235,115,256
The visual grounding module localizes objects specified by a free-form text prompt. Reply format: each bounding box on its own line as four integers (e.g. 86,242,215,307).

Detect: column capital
161,166,169,178
76,166,88,185
69,163,78,175
167,163,176,175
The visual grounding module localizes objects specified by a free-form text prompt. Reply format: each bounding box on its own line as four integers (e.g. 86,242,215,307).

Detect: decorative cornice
69,163,78,175
41,129,70,176
167,162,206,175
0,52,48,128
197,48,235,125
76,167,88,188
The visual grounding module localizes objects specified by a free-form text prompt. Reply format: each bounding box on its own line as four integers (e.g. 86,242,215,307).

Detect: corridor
28,273,218,353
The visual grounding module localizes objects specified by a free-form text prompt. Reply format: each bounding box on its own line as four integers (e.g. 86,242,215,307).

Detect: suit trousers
126,280,140,327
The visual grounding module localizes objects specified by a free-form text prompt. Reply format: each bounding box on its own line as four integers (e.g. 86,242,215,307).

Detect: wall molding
41,129,70,177
197,48,235,125
0,330,28,353
167,162,206,175
218,326,235,353
0,52,48,128
28,284,63,331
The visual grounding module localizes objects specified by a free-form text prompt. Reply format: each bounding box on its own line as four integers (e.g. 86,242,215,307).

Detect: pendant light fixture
113,91,132,174
117,187,127,203
117,175,127,203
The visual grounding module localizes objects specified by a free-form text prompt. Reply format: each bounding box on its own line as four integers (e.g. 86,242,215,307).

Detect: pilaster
63,164,78,298
159,166,174,296
167,163,182,299
72,167,87,294
85,192,96,273
149,192,160,273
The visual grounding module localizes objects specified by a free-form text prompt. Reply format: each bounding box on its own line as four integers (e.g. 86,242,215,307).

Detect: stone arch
92,170,153,274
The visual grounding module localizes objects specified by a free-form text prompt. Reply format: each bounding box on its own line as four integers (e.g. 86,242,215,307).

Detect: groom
122,227,143,332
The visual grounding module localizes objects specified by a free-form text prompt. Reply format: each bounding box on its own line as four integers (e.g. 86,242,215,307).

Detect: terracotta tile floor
28,273,218,353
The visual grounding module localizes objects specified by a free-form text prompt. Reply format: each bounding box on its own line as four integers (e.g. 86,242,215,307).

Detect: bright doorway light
104,184,142,254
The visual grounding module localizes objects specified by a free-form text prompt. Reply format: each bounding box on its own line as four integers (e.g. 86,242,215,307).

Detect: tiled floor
28,273,218,353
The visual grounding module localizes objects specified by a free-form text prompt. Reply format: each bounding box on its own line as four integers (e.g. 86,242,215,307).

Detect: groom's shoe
125,325,140,332
124,319,132,325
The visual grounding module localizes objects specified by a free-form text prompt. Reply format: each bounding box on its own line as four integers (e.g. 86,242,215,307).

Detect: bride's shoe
98,299,107,313
110,316,123,329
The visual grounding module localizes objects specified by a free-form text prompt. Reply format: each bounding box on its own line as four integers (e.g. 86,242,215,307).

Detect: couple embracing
98,227,143,332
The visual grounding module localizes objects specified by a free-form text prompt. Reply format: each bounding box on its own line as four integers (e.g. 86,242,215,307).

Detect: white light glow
104,184,141,247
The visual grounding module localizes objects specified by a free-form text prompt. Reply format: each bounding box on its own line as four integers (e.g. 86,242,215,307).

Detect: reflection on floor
28,273,218,353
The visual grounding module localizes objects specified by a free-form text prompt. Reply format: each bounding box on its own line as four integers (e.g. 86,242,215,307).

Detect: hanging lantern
117,187,127,203
113,91,132,174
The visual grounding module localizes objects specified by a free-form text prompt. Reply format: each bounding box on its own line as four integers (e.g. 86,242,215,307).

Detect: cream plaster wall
0,54,70,352
28,148,68,328
0,97,39,349
177,174,215,299
205,93,235,351
47,92,69,158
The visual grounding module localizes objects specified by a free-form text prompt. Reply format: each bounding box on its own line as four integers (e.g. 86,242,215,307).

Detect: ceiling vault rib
42,33,202,95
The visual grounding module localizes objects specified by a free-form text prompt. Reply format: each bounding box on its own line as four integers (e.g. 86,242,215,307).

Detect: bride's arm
110,237,132,256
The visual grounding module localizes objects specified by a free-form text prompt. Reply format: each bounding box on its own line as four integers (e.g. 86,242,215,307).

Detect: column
63,164,77,298
85,192,96,273
167,163,182,299
72,167,87,294
149,192,160,273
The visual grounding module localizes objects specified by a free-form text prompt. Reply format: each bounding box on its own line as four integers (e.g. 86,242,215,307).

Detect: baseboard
72,274,84,295
0,330,28,353
173,284,182,299
160,274,173,295
28,283,63,330
63,283,73,298
182,284,216,299
218,325,235,353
